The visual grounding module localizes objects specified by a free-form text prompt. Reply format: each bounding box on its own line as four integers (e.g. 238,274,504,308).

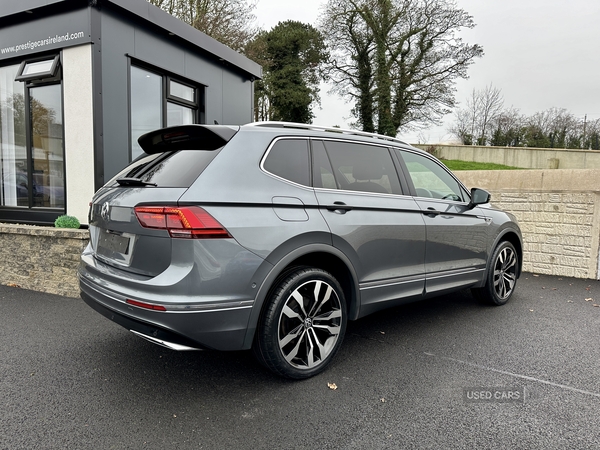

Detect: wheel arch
485,228,523,282
242,244,360,349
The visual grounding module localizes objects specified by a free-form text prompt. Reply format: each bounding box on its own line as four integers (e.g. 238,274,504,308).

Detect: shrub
54,215,81,229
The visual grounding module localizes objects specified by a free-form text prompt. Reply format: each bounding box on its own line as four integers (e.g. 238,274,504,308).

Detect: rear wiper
116,177,157,187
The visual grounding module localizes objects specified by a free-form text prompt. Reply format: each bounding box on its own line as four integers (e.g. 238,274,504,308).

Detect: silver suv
79,122,522,379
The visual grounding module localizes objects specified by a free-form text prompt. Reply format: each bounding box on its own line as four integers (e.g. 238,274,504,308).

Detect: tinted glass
399,150,464,201
312,140,337,189
263,139,310,186
109,150,220,188
323,141,401,195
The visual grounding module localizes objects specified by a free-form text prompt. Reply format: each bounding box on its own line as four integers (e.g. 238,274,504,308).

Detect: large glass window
1,59,64,213
130,66,162,160
130,65,203,160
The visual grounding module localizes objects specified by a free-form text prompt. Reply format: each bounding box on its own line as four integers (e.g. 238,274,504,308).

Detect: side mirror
468,187,491,209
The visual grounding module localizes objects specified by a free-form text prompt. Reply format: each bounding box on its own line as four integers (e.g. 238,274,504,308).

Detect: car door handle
423,207,440,217
326,202,353,214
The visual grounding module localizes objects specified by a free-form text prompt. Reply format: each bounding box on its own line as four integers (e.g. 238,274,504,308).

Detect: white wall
62,44,95,224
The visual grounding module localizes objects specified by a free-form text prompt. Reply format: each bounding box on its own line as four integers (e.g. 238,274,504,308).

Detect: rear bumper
81,290,206,350
79,276,253,351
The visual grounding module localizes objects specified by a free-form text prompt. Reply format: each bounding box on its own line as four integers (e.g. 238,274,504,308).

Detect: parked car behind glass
79,122,522,379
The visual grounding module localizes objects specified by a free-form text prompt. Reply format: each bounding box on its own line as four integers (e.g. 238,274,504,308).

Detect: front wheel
253,267,347,379
472,241,519,306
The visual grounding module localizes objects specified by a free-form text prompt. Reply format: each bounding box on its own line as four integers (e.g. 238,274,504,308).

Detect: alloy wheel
493,246,517,300
277,279,343,370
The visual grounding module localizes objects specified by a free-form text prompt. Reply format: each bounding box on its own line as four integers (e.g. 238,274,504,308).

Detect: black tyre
253,267,347,379
472,241,518,305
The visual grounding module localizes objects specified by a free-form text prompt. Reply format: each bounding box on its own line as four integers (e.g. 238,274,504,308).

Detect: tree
489,107,523,147
246,21,328,123
450,94,599,149
449,84,504,145
319,0,483,136
147,0,257,52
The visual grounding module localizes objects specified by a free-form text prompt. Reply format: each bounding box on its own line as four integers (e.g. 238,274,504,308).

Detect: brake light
134,206,232,239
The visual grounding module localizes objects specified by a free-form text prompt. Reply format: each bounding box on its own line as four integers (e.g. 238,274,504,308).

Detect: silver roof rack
246,121,409,146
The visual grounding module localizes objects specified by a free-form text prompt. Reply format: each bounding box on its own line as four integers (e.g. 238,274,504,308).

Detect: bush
54,215,81,229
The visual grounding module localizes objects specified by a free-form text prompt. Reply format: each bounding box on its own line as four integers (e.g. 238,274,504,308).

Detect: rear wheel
253,267,347,379
472,241,518,305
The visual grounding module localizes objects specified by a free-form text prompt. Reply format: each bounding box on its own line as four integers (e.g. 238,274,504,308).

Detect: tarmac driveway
1,273,599,449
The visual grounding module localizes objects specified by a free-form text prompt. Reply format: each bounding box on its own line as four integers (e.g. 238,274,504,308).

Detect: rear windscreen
106,149,221,188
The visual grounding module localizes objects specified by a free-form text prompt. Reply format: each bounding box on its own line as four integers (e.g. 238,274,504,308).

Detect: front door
396,149,490,294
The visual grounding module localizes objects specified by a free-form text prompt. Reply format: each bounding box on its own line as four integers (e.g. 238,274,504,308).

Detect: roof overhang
0,0,262,80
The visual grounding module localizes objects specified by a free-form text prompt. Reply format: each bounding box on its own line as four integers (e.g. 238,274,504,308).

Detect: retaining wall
414,143,600,169
456,169,600,280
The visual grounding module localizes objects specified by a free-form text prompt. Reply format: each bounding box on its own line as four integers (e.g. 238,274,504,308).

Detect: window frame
128,59,205,161
15,54,61,82
0,53,67,224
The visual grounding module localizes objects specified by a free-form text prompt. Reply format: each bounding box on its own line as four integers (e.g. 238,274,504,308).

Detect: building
0,0,261,225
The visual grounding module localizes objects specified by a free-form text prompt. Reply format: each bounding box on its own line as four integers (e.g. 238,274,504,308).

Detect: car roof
242,121,411,148
137,121,421,155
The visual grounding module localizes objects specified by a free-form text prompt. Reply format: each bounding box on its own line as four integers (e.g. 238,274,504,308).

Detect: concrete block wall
414,144,600,170
0,224,89,298
489,192,598,278
456,169,600,280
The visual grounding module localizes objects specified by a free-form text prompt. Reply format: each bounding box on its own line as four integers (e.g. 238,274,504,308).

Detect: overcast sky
253,0,600,143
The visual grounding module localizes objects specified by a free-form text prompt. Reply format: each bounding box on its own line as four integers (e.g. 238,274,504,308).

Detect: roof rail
246,121,409,146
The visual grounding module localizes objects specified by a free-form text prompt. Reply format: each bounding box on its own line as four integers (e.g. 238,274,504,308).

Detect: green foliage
54,215,80,229
247,21,328,123
441,160,520,171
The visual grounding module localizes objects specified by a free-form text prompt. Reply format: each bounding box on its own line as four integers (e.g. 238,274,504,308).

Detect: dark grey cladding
0,0,262,79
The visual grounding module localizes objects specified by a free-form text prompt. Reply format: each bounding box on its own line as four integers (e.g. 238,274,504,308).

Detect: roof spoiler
138,124,240,154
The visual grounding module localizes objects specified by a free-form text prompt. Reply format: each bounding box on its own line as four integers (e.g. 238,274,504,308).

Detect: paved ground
1,273,600,449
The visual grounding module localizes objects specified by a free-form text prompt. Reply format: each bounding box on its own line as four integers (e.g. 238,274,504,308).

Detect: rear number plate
96,229,135,266
99,231,130,254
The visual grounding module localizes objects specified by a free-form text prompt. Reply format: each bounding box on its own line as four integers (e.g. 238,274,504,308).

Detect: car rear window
262,139,310,186
107,149,220,188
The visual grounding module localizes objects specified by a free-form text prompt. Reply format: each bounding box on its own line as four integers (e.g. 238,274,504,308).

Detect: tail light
134,206,232,239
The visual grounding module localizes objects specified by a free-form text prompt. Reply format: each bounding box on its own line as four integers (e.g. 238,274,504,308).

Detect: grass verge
440,160,520,171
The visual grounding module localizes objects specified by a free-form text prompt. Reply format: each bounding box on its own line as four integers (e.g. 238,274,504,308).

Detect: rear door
89,148,220,277
312,139,426,315
395,149,490,294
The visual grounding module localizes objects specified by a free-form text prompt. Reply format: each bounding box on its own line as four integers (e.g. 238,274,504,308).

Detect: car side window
263,139,310,186
398,150,464,202
312,140,338,189
323,141,402,195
